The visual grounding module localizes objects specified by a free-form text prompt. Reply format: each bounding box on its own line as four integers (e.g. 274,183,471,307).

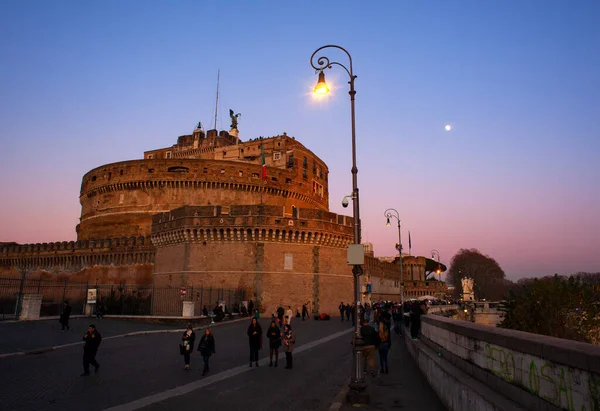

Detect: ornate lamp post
311,45,367,401
384,209,403,307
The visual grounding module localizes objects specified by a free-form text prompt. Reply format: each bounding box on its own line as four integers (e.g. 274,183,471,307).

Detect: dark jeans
202,355,210,370
83,350,99,373
378,343,390,368
340,311,345,320
410,313,421,338
61,319,70,331
183,352,191,366
285,352,293,368
249,347,259,363
393,319,403,336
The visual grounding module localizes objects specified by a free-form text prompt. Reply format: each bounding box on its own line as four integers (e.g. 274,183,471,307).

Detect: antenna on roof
213,69,220,130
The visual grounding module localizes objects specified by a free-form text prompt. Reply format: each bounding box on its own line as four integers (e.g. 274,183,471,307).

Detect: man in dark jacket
81,324,102,376
360,319,379,376
60,301,72,331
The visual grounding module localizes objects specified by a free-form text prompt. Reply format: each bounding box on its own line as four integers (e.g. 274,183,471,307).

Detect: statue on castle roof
229,109,241,130
196,121,203,130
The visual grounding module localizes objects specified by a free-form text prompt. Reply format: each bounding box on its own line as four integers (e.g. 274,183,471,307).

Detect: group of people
179,316,297,373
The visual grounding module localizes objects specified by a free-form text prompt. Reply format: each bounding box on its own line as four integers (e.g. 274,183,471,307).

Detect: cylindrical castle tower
77,131,330,240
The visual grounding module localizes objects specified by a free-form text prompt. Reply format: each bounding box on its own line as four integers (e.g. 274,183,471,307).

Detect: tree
447,248,506,301
499,274,600,344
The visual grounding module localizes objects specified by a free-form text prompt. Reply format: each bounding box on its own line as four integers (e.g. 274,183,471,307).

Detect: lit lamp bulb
386,217,391,227
314,71,329,95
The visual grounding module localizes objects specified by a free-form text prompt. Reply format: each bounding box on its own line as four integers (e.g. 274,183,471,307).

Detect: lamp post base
346,384,370,405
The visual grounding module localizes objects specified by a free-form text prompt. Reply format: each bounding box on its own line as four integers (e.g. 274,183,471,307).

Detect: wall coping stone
422,314,600,375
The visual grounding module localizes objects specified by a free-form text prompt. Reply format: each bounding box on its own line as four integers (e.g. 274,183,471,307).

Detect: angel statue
229,109,241,130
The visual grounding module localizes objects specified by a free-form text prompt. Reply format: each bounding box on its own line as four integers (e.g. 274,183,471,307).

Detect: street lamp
384,209,403,308
311,45,366,400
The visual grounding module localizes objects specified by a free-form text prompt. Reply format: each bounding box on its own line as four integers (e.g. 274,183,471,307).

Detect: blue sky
1,1,599,280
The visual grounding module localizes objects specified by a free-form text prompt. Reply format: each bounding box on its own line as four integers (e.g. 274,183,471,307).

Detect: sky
1,1,599,281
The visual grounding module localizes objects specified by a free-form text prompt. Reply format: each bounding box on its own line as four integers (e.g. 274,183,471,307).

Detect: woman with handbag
266,320,281,367
181,325,195,370
247,317,262,367
197,328,216,375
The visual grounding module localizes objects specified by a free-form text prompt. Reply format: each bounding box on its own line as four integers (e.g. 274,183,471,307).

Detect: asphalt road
0,317,355,411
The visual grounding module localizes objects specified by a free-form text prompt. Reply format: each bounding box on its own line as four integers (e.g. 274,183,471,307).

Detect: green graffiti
541,363,557,404
530,360,540,395
557,367,573,411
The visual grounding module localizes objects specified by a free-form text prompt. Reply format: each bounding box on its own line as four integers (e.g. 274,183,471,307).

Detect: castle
0,124,446,315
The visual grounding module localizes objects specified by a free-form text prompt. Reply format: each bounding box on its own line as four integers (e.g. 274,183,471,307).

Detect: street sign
87,288,97,304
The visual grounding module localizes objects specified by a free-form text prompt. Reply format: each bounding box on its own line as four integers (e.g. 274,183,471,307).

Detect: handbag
179,343,186,355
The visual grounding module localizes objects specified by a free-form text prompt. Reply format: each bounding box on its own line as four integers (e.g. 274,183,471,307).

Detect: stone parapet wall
151,205,354,248
415,314,600,411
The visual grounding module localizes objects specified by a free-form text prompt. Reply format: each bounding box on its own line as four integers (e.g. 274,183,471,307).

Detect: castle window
91,176,96,182
273,152,281,161
166,152,172,159
168,166,189,173
107,172,112,180
203,168,208,173
285,178,291,184
223,152,226,158
287,155,294,168
221,169,225,174
313,161,316,174
318,166,322,178
148,155,153,159
271,177,278,182
303,157,307,168
302,169,307,179
252,173,259,179
239,171,244,177
120,170,124,176
148,168,155,173
277,142,281,147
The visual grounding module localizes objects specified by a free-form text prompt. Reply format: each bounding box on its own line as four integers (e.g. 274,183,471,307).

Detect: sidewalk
339,331,447,411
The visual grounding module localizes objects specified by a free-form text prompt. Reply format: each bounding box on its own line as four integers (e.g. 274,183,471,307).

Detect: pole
397,220,404,307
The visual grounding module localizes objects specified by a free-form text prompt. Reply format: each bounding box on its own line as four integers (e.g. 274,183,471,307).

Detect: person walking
392,306,403,336
282,324,295,369
95,301,105,320
181,325,195,370
301,303,309,321
277,306,284,323
266,320,281,367
81,324,102,376
197,328,215,375
360,318,379,376
60,301,72,332
378,321,391,374
286,306,293,326
247,317,262,367
338,302,345,321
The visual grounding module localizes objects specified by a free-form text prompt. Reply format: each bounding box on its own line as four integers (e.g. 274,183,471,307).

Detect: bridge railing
409,314,600,411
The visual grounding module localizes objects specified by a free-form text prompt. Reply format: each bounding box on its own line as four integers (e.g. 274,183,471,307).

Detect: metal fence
0,278,246,319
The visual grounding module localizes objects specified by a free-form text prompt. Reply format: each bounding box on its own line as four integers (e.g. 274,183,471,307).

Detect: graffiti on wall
481,342,599,411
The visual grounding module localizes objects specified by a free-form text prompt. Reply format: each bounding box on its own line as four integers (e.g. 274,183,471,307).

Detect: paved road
0,317,355,411
0,318,183,354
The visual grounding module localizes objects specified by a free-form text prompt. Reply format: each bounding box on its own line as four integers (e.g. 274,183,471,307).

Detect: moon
445,124,452,131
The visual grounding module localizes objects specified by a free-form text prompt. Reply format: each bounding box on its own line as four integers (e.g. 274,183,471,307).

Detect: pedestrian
301,303,308,321
247,317,262,367
181,325,195,370
277,306,284,323
392,306,403,337
360,318,379,376
282,324,295,369
95,301,105,320
345,304,351,321
410,300,426,340
248,300,254,316
286,306,293,326
60,301,72,332
378,322,391,374
81,324,102,376
266,320,281,367
339,302,345,321
202,305,208,316
197,328,216,375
